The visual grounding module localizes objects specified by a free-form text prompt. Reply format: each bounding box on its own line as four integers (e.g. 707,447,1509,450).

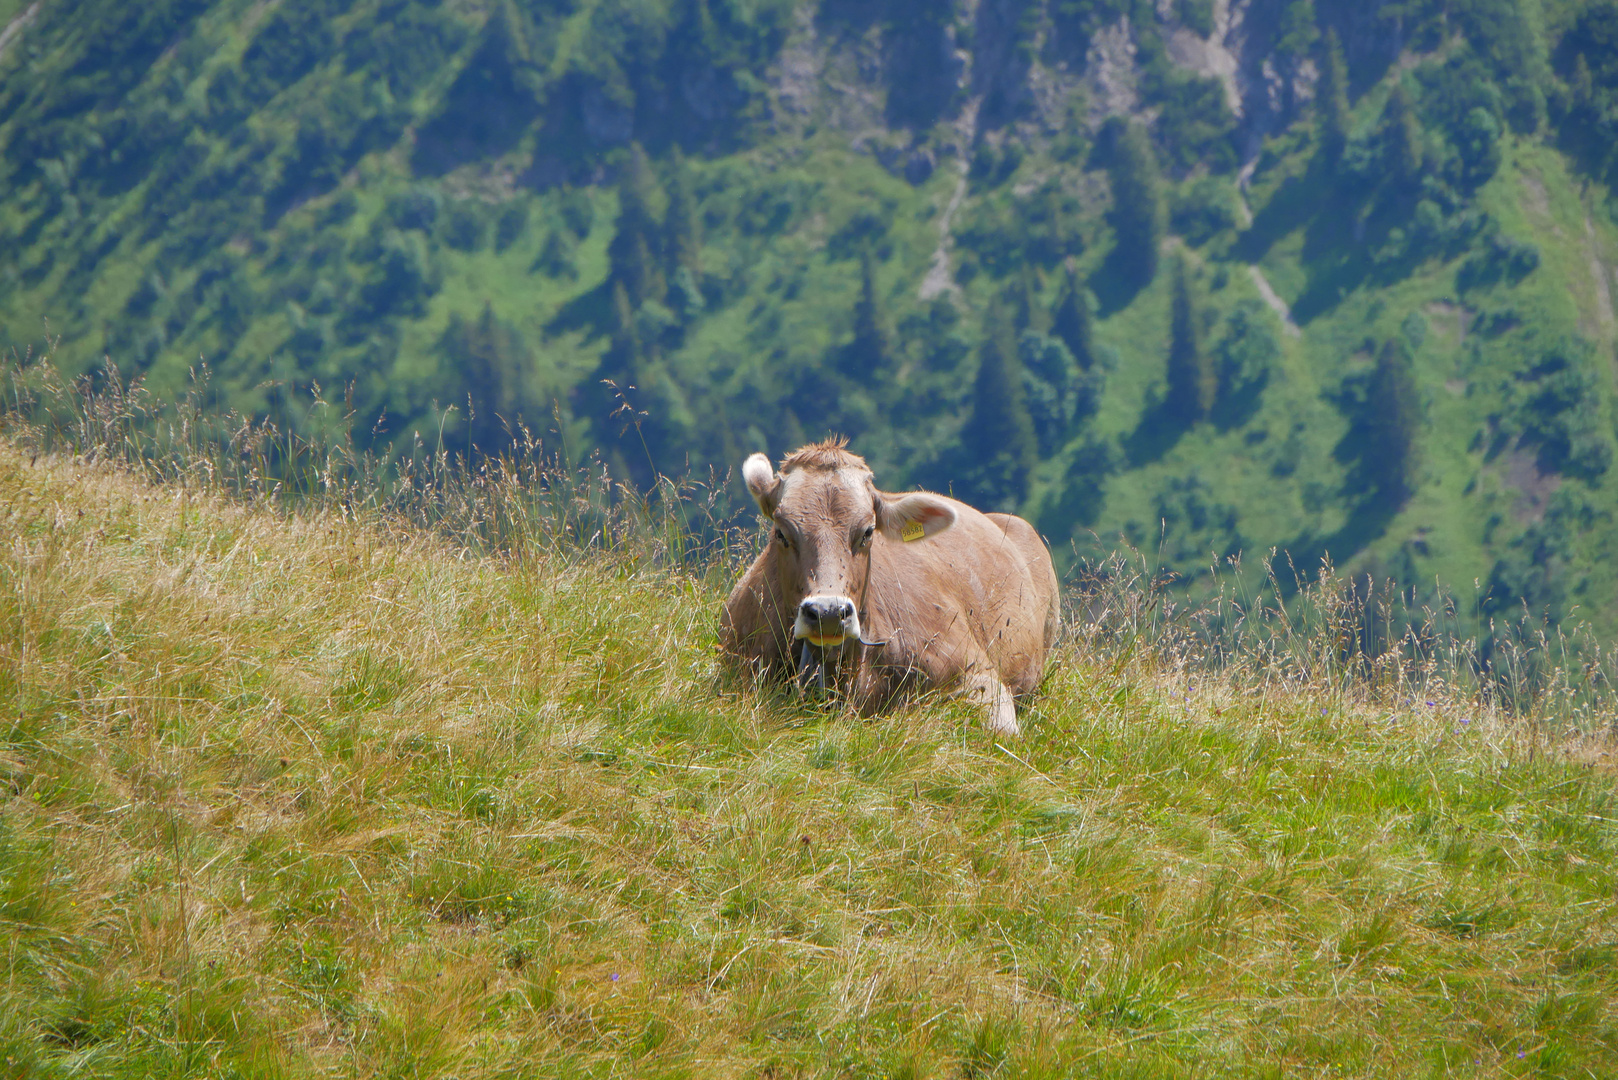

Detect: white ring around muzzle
794,594,861,647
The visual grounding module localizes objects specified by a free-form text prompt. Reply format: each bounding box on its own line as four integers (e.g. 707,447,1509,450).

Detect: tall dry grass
1066,546,1618,738
1,342,749,581
6,345,1607,734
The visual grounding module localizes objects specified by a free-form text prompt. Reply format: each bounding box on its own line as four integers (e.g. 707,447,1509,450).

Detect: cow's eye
774,528,791,548
857,525,875,549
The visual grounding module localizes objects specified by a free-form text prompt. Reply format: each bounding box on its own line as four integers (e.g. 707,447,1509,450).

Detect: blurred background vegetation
5,0,1618,648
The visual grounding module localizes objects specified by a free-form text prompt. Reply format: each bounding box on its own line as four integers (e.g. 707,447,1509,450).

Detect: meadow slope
3,441,1618,1078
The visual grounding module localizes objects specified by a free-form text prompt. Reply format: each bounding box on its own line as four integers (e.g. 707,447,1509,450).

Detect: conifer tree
1051,265,1098,370
608,143,665,305
1108,121,1165,288
628,233,660,305
664,147,701,280
677,0,722,67
578,281,648,458
535,228,578,279
1021,332,1078,455
1164,256,1214,424
487,0,539,97
1573,54,1594,113
961,303,1037,507
1006,267,1046,333
1275,0,1318,59
1318,29,1350,162
842,251,893,376
609,279,644,375
1363,338,1421,501
1381,84,1423,188
446,302,533,450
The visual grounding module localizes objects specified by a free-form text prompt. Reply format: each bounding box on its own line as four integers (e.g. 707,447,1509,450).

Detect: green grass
3,442,1617,1078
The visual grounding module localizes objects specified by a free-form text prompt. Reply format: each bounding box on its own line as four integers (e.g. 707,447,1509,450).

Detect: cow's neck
856,541,886,649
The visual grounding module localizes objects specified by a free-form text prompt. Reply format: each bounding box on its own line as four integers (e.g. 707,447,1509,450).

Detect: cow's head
742,440,955,651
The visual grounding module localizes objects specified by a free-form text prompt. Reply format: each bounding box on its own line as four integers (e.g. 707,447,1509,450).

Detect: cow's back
976,510,1060,692
866,500,1058,698
984,510,1061,650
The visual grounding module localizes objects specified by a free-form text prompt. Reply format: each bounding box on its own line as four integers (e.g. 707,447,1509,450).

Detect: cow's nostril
801,597,854,623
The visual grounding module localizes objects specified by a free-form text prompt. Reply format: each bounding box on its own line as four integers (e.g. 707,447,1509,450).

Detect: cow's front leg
964,669,1020,737
848,655,896,717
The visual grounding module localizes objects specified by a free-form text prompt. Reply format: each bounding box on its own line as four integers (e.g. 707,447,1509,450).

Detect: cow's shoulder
869,502,1040,615
981,511,1049,564
720,548,790,663
982,510,1032,541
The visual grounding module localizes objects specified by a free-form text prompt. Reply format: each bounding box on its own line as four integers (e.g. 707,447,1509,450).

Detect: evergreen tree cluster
843,253,894,378
441,303,539,452
959,305,1037,511
951,270,1109,510
1164,256,1215,426
11,0,1618,643
1105,120,1166,294
585,144,707,468
1361,339,1422,503
1317,30,1351,162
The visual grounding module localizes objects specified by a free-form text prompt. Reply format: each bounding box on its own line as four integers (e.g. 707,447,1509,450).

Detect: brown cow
719,439,1059,736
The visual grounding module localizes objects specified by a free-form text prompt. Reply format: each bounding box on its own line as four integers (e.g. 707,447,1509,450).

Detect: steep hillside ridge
2,0,1617,642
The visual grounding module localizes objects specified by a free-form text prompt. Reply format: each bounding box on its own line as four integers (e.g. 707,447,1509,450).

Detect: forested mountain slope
4,0,1618,637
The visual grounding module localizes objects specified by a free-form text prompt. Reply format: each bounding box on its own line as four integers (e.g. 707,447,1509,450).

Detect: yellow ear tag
901,521,926,542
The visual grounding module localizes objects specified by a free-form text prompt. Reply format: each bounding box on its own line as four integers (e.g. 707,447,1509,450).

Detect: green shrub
442,201,489,252
1178,0,1215,37
1171,176,1241,246
1506,337,1614,481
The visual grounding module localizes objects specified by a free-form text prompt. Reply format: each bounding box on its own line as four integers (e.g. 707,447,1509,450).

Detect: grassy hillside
4,441,1618,1077
5,0,1618,639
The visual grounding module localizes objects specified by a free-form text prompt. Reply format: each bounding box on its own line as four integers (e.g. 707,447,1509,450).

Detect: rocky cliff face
768,0,1404,179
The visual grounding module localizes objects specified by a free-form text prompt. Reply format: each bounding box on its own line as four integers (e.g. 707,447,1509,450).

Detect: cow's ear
876,491,956,542
742,453,782,516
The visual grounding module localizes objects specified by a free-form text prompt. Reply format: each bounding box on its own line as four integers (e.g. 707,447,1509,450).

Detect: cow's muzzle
794,595,855,696
795,595,858,647
793,594,889,696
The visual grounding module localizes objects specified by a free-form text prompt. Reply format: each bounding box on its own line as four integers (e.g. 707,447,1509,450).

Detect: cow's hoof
987,705,1021,738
